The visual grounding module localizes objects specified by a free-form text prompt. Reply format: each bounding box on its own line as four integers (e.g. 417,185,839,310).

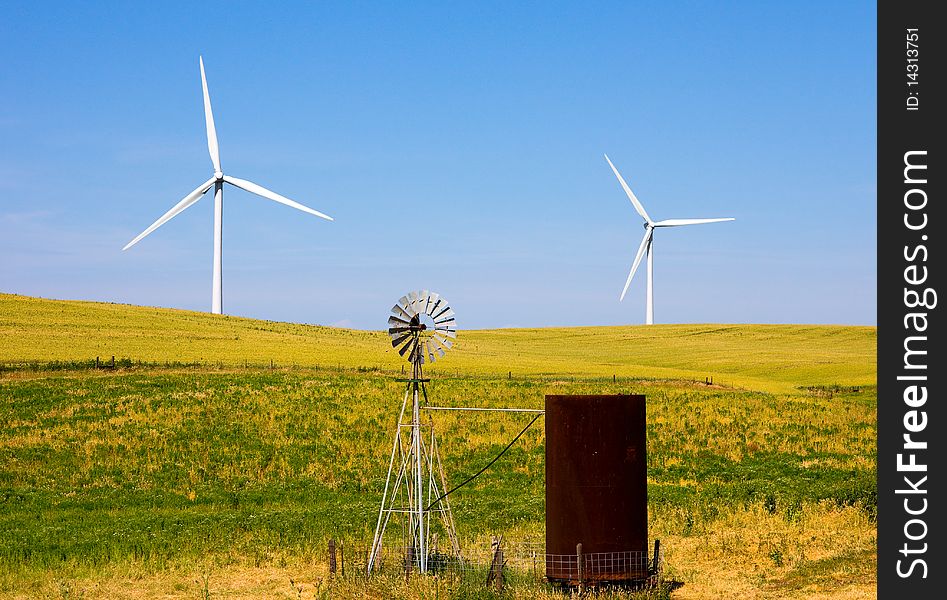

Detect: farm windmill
122,56,333,315
368,291,461,573
605,154,734,325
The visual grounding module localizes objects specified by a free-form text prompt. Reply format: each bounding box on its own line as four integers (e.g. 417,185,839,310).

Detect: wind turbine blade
604,154,652,224
652,217,735,227
122,176,217,251
620,228,653,302
223,175,334,221
200,56,221,173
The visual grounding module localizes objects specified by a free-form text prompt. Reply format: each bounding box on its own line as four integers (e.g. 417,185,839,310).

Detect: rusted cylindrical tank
545,394,648,584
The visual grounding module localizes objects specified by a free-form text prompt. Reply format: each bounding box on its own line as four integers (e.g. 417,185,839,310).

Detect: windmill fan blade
620,228,653,302
414,290,430,315
652,217,735,227
434,328,456,339
199,57,221,173
223,175,333,221
391,304,413,321
604,154,652,224
388,315,411,327
398,336,417,357
432,306,454,321
397,296,416,317
424,293,440,315
433,333,454,349
403,294,419,318
391,332,412,348
123,176,217,250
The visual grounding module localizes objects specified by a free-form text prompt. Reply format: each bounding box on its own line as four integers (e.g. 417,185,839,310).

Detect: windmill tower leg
368,386,411,572
646,236,654,325
212,181,224,315
412,375,426,572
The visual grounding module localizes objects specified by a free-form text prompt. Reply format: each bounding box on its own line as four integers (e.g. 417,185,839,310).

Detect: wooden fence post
576,542,584,593
328,539,337,576
652,539,663,583
486,535,505,590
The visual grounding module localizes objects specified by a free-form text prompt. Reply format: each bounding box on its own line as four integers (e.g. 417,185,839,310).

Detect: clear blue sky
1,2,875,329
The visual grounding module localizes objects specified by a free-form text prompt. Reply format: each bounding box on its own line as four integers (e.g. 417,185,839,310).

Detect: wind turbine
605,154,733,325
123,56,333,315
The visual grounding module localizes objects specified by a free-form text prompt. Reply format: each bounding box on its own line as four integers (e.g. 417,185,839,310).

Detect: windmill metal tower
368,291,460,574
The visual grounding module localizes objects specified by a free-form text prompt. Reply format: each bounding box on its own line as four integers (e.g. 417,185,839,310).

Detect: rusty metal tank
545,394,648,583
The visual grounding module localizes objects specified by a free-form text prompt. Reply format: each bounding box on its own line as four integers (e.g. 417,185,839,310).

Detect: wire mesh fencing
327,540,664,589
545,550,650,582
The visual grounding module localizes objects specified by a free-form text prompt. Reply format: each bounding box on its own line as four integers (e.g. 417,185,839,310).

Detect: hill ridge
1,293,875,393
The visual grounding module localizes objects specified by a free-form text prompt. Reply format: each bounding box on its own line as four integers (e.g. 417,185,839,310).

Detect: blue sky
0,2,876,329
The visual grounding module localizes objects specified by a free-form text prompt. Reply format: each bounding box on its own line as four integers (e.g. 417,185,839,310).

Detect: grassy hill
0,293,877,599
0,293,875,394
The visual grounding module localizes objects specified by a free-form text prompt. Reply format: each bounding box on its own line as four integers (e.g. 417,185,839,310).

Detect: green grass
0,294,877,598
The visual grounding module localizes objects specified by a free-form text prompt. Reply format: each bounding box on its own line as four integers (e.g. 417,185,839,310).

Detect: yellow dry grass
660,504,875,600
0,293,874,394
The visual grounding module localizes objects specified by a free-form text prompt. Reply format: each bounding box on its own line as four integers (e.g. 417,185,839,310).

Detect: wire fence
328,540,663,589
0,357,730,389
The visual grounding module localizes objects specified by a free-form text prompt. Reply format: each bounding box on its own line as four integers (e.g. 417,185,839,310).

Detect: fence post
576,542,584,593
486,535,505,590
340,540,345,577
405,545,414,581
652,539,663,583
96,356,100,369
329,539,337,576
494,545,504,590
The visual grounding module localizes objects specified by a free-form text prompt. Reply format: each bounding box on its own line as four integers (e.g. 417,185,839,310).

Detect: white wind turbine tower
123,56,333,315
605,154,733,325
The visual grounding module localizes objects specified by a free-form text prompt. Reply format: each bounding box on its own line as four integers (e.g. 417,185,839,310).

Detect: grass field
0,294,877,599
